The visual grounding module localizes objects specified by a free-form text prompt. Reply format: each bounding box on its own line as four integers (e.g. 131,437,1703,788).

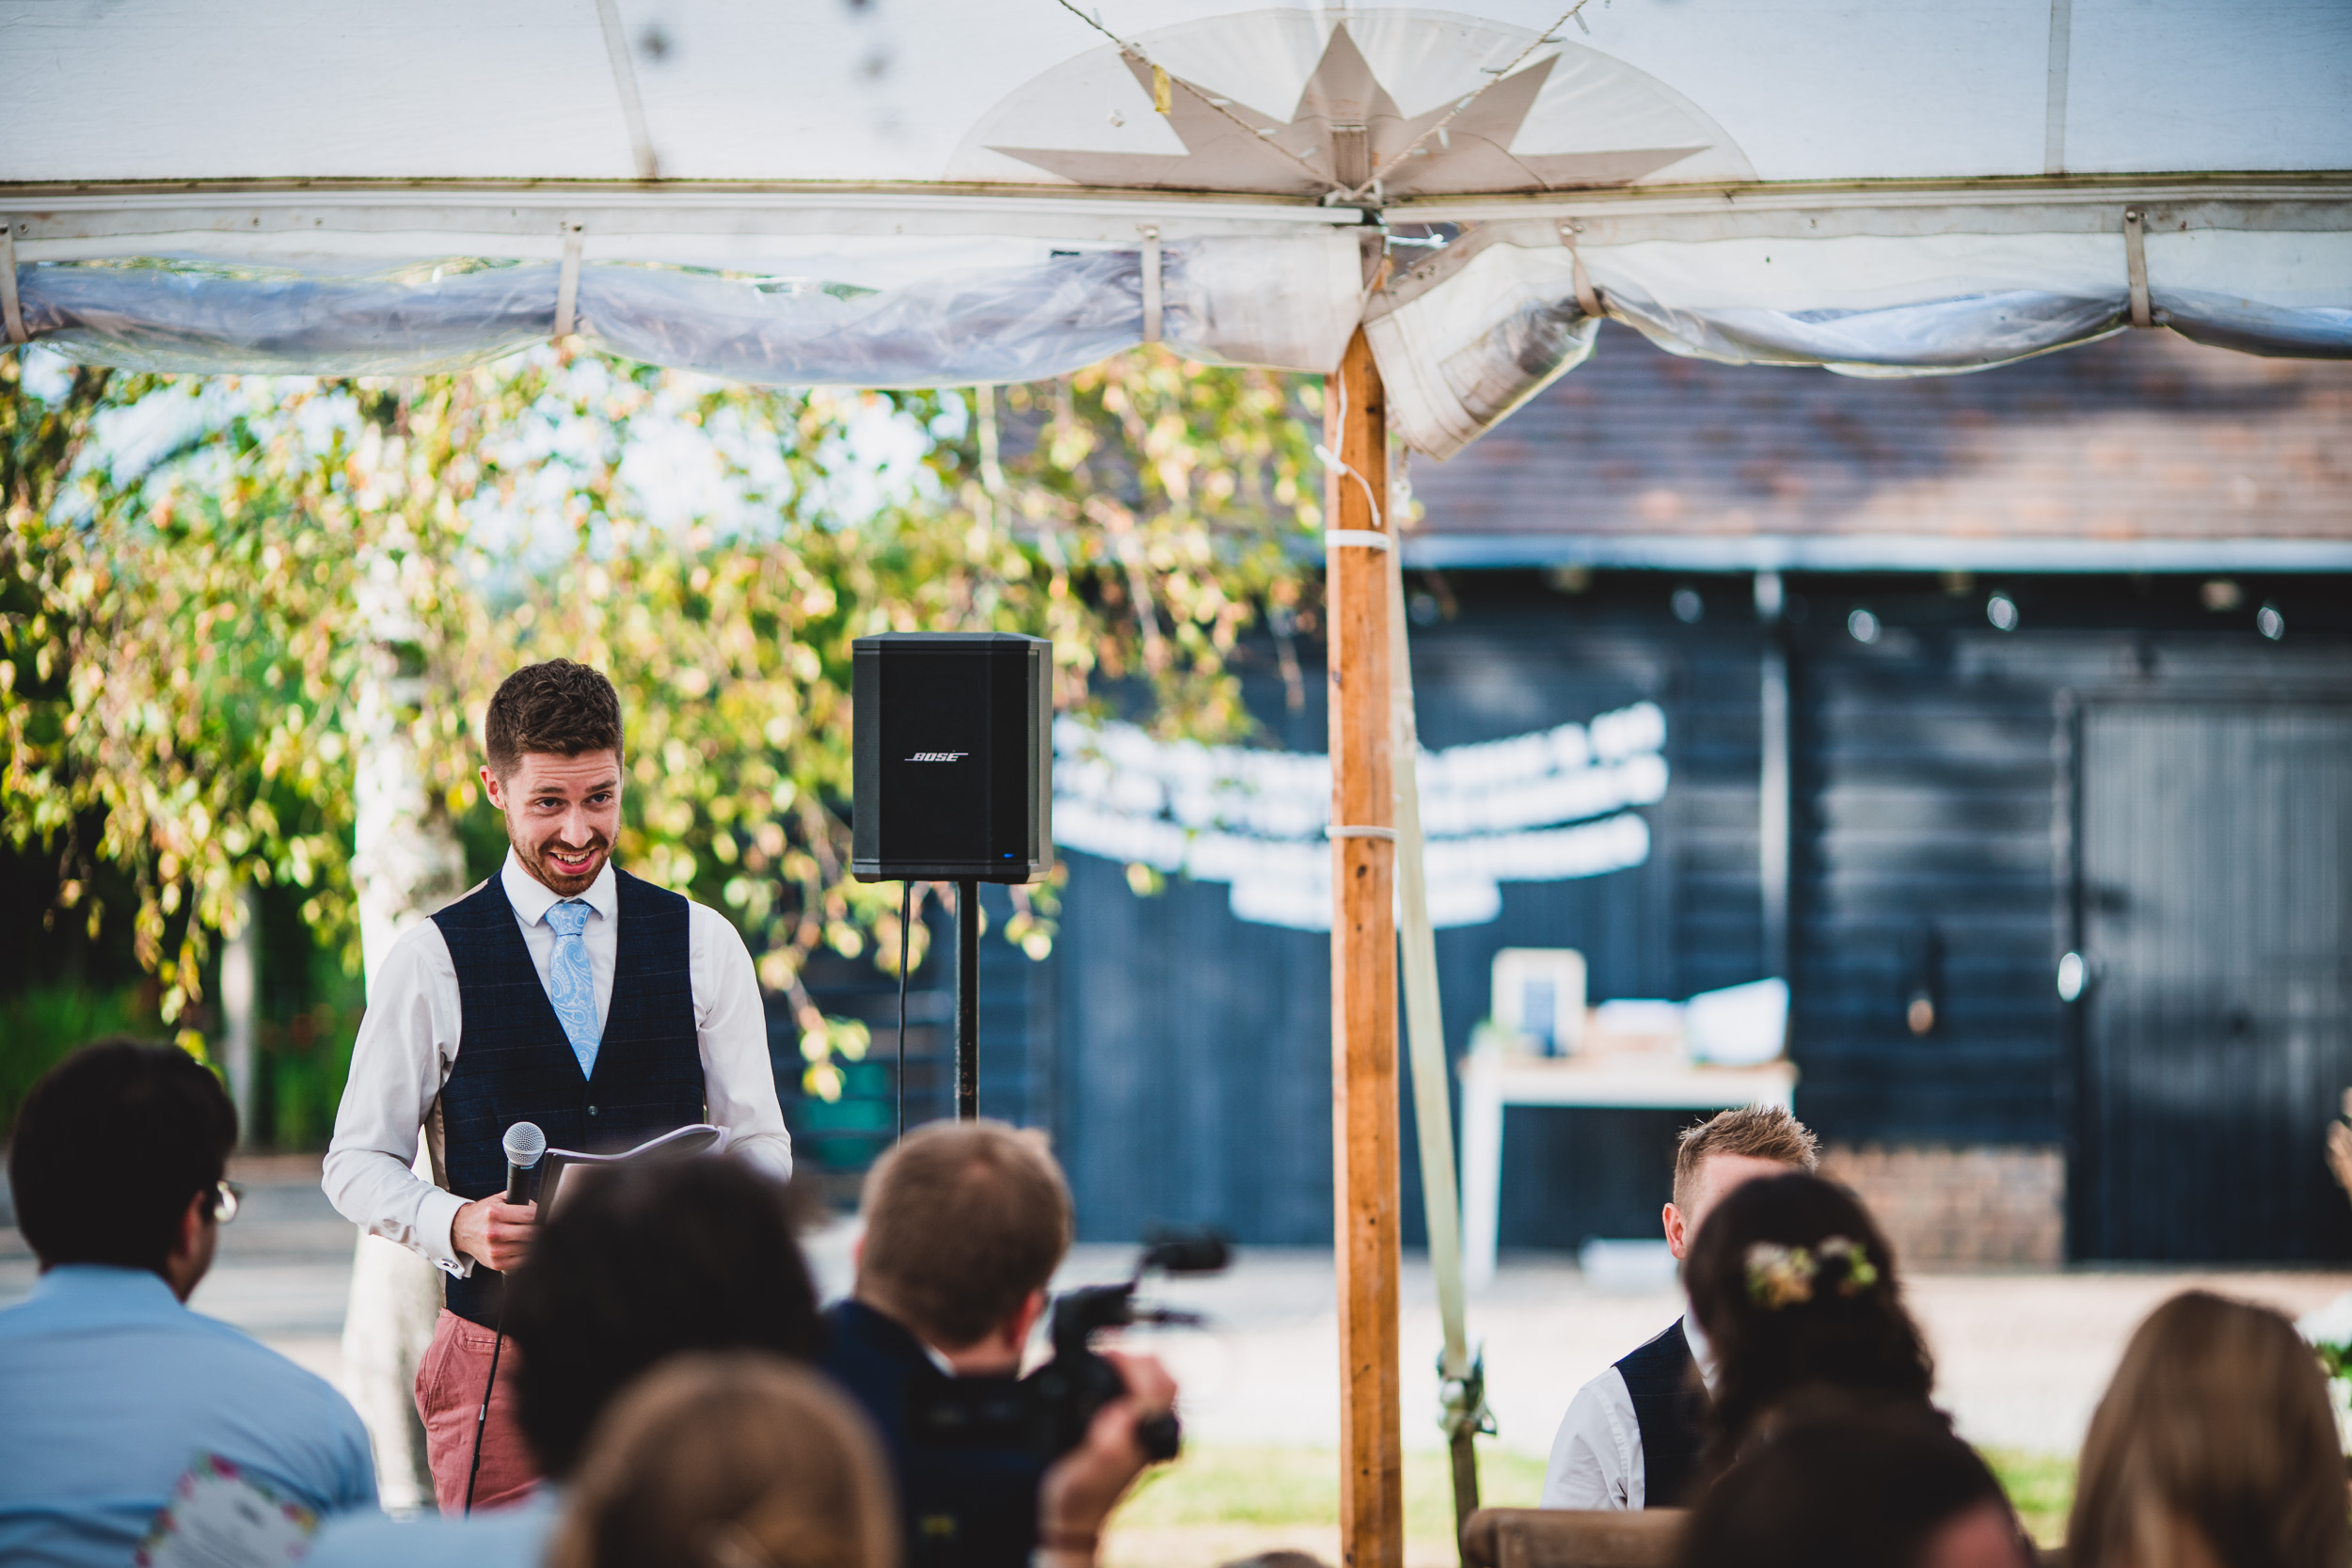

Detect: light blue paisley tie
544,899,601,1077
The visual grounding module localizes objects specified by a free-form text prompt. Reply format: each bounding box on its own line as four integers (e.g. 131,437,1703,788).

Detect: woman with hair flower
1680,1172,1944,1480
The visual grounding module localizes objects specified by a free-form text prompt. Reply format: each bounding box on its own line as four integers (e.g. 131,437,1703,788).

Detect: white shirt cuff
420,1185,474,1276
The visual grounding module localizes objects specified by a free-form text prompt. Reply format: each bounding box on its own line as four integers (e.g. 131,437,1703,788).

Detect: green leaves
0,344,1319,1059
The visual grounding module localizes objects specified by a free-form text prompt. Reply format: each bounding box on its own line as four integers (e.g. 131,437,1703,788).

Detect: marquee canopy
4,0,2348,456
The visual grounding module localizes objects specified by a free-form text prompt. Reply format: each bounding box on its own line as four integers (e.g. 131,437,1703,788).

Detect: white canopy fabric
4,1,2347,455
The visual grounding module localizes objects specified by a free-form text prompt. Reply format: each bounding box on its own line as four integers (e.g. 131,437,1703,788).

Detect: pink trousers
415,1307,542,1514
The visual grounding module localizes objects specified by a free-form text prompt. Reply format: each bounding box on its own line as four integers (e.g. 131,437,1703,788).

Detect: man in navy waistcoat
1540,1105,1818,1510
325,658,793,1513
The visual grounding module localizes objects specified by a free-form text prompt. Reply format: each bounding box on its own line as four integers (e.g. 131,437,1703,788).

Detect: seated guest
1681,1171,1936,1479
2067,1291,2344,1568
549,1353,900,1568
307,1155,823,1568
1675,1400,2031,1568
1543,1104,1820,1510
822,1119,1179,1568
553,1349,1174,1568
0,1040,376,1566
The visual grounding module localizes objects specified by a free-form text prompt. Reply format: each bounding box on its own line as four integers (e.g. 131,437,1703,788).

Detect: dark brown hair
550,1353,898,1568
2068,1291,2345,1568
1672,1104,1819,1212
857,1119,1073,1350
1676,1398,2026,1568
506,1156,824,1479
1684,1172,1934,1476
9,1038,237,1274
484,658,624,779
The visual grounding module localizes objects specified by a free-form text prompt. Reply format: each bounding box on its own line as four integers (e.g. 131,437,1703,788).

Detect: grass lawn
1104,1443,2075,1565
1104,1444,1546,1568
1984,1448,2076,1546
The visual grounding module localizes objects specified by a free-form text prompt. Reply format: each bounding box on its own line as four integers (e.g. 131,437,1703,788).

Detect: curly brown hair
484,658,624,778
1684,1172,1936,1477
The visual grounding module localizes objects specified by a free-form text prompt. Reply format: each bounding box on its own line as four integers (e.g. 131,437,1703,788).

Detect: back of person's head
856,1118,1073,1350
8,1038,237,1273
1673,1104,1820,1212
1677,1399,2028,1568
507,1155,823,1479
550,1352,898,1568
2069,1291,2344,1568
1684,1171,1934,1469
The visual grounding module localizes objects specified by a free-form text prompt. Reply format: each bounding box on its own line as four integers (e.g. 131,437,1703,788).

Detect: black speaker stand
954,878,978,1121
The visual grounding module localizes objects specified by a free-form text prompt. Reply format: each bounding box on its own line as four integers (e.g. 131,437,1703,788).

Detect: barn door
2074,704,2352,1261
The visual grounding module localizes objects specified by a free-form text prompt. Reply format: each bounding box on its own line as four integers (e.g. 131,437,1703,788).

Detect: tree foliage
0,346,1320,1089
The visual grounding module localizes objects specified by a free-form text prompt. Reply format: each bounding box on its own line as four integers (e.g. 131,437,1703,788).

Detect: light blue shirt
0,1265,378,1568
305,1487,560,1568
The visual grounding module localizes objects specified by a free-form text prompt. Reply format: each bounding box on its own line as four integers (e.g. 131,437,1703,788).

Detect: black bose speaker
852,632,1052,883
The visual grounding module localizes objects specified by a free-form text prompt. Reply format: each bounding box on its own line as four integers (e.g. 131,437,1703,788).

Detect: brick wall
1820,1144,2064,1269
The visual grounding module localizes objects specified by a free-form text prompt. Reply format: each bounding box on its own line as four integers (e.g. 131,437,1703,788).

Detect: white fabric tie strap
2122,206,2153,329
1327,825,1399,841
0,223,25,346
1558,219,1604,319
1325,530,1391,551
553,224,584,341
1139,225,1163,343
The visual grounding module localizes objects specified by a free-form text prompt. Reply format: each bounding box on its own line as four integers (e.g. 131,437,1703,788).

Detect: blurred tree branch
0,346,1320,1085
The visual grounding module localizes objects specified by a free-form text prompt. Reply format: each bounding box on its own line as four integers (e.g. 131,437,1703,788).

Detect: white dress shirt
1540,1312,1716,1511
324,851,793,1273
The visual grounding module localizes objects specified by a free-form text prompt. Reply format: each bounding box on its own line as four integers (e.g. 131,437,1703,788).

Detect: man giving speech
324,660,793,1513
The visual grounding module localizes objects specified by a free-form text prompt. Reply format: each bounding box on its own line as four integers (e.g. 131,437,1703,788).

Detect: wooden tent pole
1325,325,1404,1568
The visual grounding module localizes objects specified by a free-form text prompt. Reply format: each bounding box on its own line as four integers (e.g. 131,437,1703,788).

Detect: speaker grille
851,633,1051,882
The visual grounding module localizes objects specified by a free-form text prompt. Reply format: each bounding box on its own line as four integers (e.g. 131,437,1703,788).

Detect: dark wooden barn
792,324,2352,1267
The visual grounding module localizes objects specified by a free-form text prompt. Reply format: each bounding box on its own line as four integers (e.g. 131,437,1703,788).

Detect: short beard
513,824,611,894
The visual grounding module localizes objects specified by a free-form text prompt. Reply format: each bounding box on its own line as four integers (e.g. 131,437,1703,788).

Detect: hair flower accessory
1744,1242,1817,1308
1744,1235,1880,1309
1818,1235,1880,1294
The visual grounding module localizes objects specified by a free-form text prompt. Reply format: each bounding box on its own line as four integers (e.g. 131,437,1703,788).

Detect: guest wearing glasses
0,1039,376,1567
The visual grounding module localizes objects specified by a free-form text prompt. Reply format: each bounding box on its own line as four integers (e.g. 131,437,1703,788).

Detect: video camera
906,1229,1230,1464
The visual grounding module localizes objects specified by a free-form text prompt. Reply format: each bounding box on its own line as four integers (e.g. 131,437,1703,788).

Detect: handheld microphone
469,1121,548,1516
503,1121,548,1205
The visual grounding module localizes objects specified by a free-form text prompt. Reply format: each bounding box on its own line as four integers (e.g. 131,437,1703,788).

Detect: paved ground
8,1159,2350,1474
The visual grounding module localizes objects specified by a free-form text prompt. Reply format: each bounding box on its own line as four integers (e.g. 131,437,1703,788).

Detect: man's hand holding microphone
453,1122,548,1272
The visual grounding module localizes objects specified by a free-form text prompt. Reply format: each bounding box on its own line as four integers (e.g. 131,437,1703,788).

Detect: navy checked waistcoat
1617,1318,1706,1508
432,868,704,1326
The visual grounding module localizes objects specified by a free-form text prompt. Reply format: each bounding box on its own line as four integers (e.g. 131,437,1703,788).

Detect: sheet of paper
541,1122,725,1210
137,1454,317,1568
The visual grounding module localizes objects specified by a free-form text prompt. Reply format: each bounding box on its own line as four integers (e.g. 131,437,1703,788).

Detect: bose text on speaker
851,632,1052,883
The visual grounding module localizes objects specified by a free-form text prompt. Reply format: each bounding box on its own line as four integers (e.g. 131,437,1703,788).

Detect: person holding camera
820,1120,1177,1568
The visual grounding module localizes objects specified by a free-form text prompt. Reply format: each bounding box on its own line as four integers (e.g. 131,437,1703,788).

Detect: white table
1458,1051,1799,1286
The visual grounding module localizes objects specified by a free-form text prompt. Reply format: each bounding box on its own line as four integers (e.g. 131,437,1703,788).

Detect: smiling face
483,750,623,896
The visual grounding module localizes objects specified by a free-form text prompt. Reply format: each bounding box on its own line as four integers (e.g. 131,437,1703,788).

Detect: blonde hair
2068,1291,2344,1568
858,1119,1073,1349
549,1354,899,1568
1672,1105,1820,1212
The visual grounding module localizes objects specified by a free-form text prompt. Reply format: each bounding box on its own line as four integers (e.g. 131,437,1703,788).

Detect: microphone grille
503,1121,548,1167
